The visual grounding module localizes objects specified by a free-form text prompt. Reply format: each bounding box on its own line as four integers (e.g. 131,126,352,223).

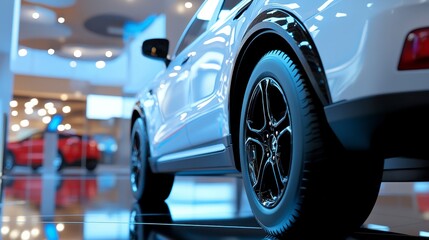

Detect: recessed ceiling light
70,61,77,68
32,12,40,19
38,109,47,116
105,50,113,58
185,2,193,9
18,48,27,57
73,49,82,58
20,119,30,127
9,100,18,108
30,98,38,105
60,94,68,101
58,17,65,24
44,102,54,109
48,108,57,115
48,48,55,55
11,124,20,132
96,61,106,69
11,110,18,117
42,116,51,124
62,106,71,113
24,108,33,115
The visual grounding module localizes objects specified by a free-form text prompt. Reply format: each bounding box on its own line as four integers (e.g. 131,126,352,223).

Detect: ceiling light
42,116,51,124
48,108,57,115
58,17,65,23
105,50,113,58
60,94,68,101
1,226,10,235
64,124,71,130
73,49,82,58
20,119,29,127
25,108,34,115
62,106,71,113
38,109,47,116
31,228,40,237
48,48,55,55
30,98,38,105
57,124,65,131
44,102,54,109
96,61,106,69
11,124,20,132
70,61,77,68
21,230,30,240
11,110,18,116
18,48,28,57
185,2,193,8
56,223,65,232
9,100,18,108
32,12,40,19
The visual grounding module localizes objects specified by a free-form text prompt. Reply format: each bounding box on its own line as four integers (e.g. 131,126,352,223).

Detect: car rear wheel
239,50,383,238
86,159,98,171
130,118,174,203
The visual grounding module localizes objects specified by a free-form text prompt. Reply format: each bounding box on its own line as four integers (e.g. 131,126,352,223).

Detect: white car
130,0,429,238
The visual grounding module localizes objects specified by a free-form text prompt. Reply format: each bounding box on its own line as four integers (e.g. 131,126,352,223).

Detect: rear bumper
325,91,429,159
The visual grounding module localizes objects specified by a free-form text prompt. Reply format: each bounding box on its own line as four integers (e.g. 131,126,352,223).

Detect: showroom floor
1,165,429,239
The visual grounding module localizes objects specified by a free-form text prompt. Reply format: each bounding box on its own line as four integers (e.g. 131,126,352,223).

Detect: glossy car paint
135,0,429,172
7,132,100,167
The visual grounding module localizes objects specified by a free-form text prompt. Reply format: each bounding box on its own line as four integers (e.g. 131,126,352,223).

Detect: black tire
85,159,98,171
239,50,383,238
54,151,64,172
130,118,174,203
3,150,15,173
31,165,41,171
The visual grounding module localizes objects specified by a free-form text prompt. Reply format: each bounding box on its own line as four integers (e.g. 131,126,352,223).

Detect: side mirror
142,38,170,66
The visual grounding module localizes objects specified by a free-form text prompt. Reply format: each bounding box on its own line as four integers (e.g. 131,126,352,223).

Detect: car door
145,0,223,158
183,0,248,147
17,132,44,166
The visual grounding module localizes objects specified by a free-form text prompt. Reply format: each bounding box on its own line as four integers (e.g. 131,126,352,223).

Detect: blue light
46,114,63,132
44,223,59,240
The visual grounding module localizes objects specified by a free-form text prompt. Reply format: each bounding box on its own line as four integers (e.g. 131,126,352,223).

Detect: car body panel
7,132,100,168
304,0,429,102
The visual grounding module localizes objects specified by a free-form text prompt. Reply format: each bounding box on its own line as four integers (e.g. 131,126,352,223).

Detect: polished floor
1,164,429,239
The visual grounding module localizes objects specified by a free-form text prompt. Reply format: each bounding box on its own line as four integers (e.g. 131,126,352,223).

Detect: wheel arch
131,101,144,135
229,9,331,171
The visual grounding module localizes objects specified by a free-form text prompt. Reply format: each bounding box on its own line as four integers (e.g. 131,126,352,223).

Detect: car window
175,0,222,55
218,0,243,20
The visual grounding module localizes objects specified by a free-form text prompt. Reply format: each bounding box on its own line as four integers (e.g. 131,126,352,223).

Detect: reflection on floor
1,164,429,239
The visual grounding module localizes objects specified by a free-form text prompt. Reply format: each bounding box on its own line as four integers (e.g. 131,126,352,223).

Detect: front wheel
239,50,383,238
130,118,174,203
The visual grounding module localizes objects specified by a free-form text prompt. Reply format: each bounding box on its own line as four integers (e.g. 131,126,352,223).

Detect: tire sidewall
131,118,148,200
239,52,307,230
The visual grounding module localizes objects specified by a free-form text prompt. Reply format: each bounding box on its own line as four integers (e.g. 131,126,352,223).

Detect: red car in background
5,131,100,172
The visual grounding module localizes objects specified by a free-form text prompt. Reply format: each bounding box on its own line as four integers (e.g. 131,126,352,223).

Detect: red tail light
398,28,429,70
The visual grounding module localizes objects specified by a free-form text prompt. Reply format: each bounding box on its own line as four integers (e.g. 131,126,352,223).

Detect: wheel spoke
273,156,288,191
261,79,273,127
245,137,265,187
